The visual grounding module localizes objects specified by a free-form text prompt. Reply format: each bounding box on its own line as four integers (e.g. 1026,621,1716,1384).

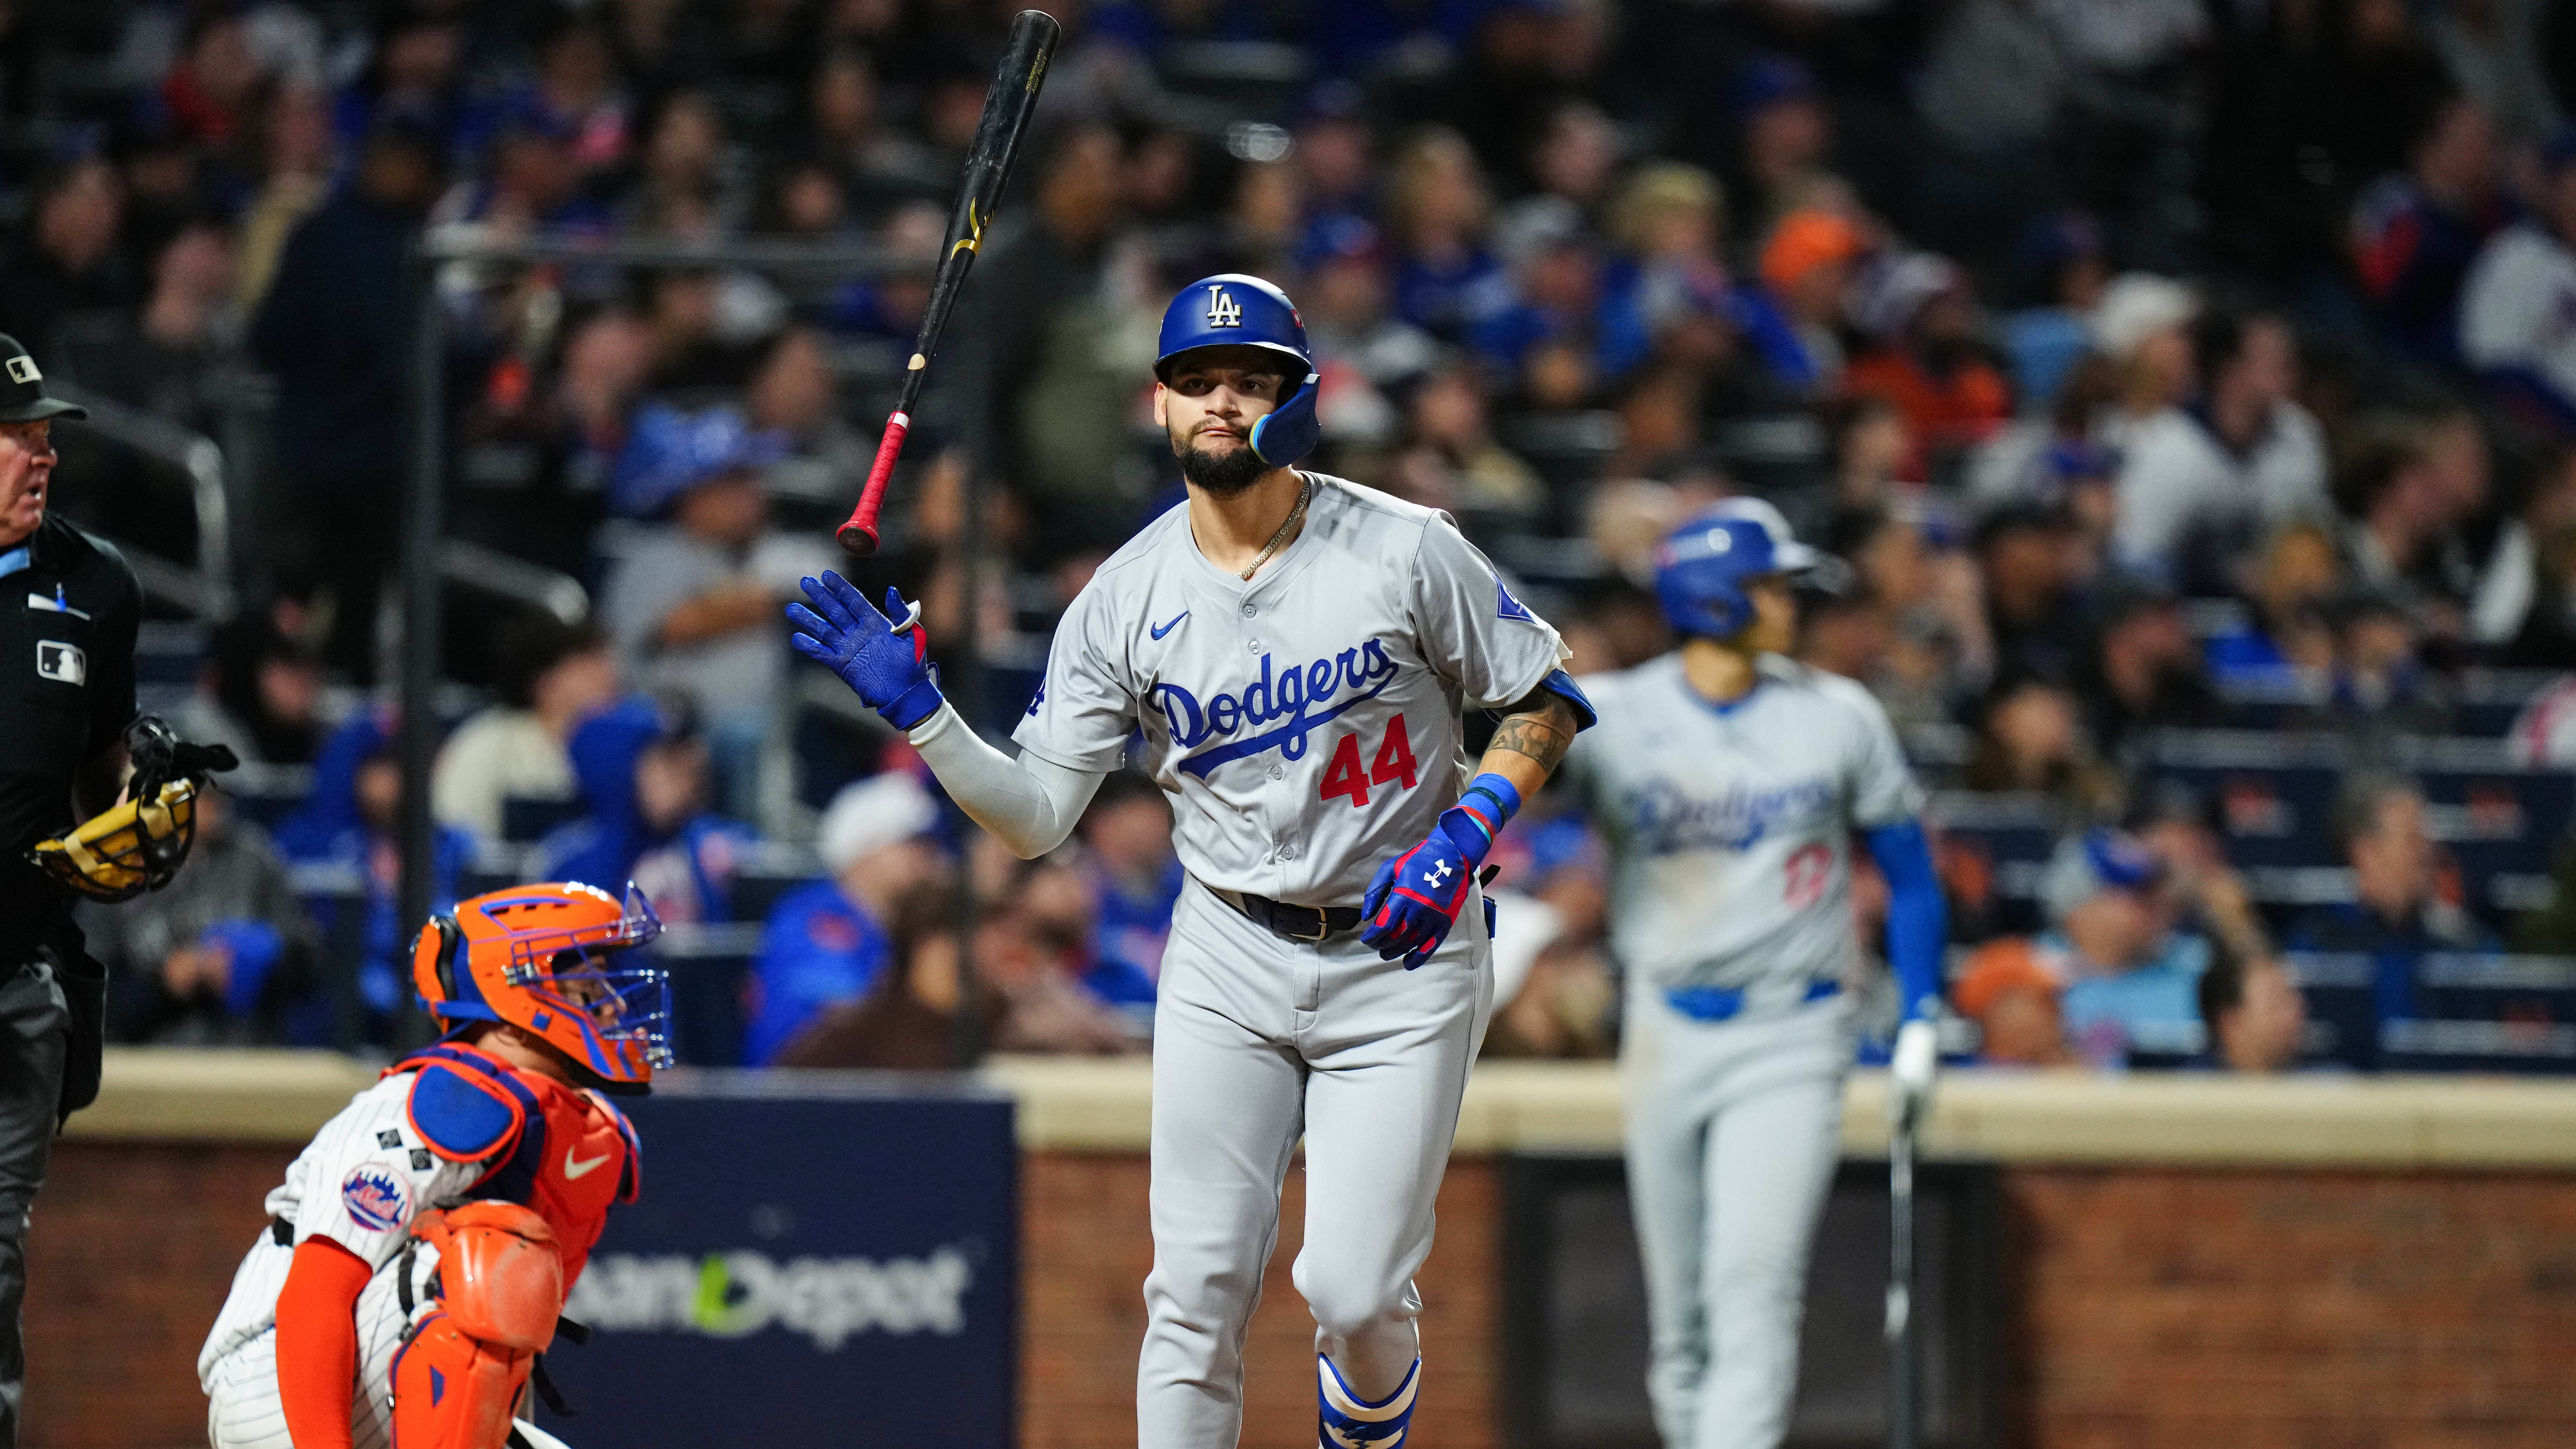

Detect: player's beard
1177,434,1269,496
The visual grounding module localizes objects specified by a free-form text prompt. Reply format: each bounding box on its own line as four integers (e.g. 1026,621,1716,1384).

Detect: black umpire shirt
0,513,140,958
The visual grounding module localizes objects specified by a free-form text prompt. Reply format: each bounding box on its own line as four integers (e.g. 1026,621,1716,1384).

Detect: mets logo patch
340,1166,411,1232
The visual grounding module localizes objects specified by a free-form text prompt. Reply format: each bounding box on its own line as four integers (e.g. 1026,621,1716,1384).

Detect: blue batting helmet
1652,498,1828,640
1155,274,1321,468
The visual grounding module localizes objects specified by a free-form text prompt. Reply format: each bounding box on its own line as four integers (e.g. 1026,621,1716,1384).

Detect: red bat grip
837,409,912,554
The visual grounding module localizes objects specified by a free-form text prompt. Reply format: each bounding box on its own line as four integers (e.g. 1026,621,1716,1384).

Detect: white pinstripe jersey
198,1071,487,1388
1013,474,1568,904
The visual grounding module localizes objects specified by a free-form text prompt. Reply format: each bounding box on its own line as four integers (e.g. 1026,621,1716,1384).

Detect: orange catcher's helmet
412,881,670,1090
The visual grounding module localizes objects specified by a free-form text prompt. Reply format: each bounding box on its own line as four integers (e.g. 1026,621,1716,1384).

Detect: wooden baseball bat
836,8,1060,554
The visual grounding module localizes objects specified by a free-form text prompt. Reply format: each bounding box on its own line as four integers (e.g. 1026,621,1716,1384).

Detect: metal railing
53,381,231,620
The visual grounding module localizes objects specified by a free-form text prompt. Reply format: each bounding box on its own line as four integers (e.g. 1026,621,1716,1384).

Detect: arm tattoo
1488,696,1577,774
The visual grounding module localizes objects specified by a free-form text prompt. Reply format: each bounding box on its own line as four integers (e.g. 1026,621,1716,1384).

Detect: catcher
198,881,669,1449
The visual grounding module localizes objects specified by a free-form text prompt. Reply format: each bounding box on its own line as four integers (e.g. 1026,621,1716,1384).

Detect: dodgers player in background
1564,500,1942,1449
789,274,1594,1447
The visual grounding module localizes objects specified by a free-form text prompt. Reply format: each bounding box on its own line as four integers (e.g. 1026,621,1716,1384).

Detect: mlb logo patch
35,640,82,685
1496,580,1534,623
4,357,36,385
340,1166,411,1232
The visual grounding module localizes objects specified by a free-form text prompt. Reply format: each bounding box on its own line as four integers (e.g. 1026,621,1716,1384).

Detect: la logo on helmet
1205,285,1243,328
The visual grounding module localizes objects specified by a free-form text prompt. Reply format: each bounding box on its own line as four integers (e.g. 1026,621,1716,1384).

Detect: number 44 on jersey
1319,716,1418,808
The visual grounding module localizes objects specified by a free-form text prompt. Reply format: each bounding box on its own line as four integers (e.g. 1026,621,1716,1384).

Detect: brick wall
1998,1167,2576,1449
22,1144,2576,1449
26,1141,293,1449
1020,1155,1500,1449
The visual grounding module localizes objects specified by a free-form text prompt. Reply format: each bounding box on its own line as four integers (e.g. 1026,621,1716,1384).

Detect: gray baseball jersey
1012,473,1567,903
1567,652,1921,995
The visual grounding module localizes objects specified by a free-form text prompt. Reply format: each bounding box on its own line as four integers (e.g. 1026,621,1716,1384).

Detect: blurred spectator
86,788,319,1046
2478,445,2576,659
601,404,831,817
2459,130,2576,435
1470,228,1649,409
0,157,137,356
2309,589,2454,741
2036,826,2213,1067
57,219,238,435
1844,254,2014,470
2287,774,2494,1042
432,613,618,843
962,124,1147,538
1017,861,1157,1040
276,710,470,1031
747,771,946,1066
1393,364,1548,517
540,700,760,925
1492,100,1622,263
2088,272,2199,449
1951,934,2078,1067
1962,676,2122,823
1384,128,1502,339
1730,55,1834,235
2195,942,2309,1072
2333,413,2468,611
1976,502,2089,684
1999,213,2109,412
1825,503,1985,726
1602,162,1732,363
2112,305,2327,592
2078,579,2222,761
253,117,445,683
233,83,335,315
178,615,325,766
2203,519,2342,689
771,885,998,1069
158,8,265,148
331,9,465,158
2350,90,2506,368
1732,208,1865,394
2424,0,2558,144
1077,771,1182,978
2131,783,2272,968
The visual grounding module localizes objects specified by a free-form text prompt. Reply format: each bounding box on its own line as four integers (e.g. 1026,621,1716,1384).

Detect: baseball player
198,881,667,1449
790,273,1594,1446
1563,501,1943,1449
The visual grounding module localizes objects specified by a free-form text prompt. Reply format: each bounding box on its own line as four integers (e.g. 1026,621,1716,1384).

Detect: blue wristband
1438,772,1523,867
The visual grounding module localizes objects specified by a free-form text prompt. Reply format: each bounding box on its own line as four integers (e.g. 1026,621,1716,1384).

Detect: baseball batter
198,881,668,1449
1563,501,1942,1449
790,274,1594,1446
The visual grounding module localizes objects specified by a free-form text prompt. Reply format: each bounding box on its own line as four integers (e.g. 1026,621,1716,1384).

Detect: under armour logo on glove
1361,819,1480,969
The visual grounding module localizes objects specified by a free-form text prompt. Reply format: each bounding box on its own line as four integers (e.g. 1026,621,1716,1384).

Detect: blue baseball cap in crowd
611,403,789,518
2041,827,2164,922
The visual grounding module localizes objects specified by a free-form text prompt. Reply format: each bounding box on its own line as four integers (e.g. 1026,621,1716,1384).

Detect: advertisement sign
536,1071,1018,1448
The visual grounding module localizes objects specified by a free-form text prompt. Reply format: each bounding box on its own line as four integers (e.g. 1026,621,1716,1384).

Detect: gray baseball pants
1621,990,1852,1449
1137,879,1491,1448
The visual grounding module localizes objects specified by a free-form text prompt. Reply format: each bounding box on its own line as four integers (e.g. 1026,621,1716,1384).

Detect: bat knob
836,520,881,555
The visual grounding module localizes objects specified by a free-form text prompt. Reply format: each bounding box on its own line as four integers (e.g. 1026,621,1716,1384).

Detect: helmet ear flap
1249,370,1322,468
430,914,462,999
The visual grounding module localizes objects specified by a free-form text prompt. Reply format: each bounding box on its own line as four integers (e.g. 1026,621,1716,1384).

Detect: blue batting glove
787,571,945,730
1359,815,1483,969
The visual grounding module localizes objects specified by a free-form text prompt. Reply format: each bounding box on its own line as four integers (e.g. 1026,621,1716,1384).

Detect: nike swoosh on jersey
1150,611,1190,640
563,1149,613,1180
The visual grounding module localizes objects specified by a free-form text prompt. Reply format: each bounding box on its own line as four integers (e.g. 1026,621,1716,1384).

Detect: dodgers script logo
1632,776,1834,854
1156,641,1400,778
340,1166,411,1232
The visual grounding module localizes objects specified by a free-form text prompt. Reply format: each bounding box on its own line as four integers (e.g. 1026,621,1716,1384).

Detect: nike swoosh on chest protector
563,1149,612,1180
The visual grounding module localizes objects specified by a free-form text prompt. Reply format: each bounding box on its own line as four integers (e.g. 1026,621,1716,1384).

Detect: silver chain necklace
1239,476,1312,581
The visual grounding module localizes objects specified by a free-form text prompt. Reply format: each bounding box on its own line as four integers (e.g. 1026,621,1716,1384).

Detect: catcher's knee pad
390,1202,565,1449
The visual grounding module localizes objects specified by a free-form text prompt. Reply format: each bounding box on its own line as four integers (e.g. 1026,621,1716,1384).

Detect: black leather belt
1210,885,1362,943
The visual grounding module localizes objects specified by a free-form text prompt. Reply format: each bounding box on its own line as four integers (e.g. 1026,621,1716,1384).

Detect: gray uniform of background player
1012,474,1566,1444
1565,652,1922,1449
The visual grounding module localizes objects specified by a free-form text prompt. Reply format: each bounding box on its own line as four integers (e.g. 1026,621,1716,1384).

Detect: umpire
0,332,135,1446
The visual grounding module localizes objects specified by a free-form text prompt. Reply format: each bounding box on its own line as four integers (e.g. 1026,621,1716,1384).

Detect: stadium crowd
16,0,2576,1073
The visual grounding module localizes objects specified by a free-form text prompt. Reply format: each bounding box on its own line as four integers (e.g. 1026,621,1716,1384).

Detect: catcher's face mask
27,717,237,903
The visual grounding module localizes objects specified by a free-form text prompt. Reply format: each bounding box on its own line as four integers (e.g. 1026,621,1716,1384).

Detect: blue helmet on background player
1155,274,1322,468
1652,498,1834,640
